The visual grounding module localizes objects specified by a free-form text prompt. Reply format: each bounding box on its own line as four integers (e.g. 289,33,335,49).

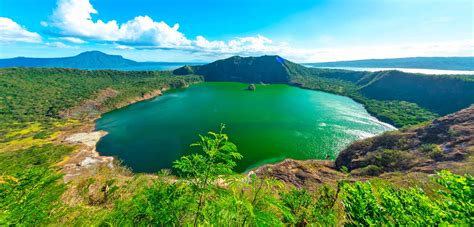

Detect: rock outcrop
61,130,114,182
254,105,473,187
253,159,350,188
247,84,256,91
336,105,474,175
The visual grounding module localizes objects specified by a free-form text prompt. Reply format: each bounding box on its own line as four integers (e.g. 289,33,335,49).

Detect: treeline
1,126,472,225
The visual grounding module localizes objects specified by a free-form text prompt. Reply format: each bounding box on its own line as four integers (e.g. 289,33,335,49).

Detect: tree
173,124,243,226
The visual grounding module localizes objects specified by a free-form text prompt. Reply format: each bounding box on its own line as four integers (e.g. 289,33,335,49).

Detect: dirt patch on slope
60,130,114,182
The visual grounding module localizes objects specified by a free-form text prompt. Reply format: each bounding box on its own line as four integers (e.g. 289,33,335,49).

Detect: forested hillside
174,55,290,83
175,55,474,127
307,56,474,70
357,71,474,115
0,67,202,144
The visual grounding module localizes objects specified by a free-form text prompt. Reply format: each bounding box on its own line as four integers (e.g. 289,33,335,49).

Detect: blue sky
0,0,472,62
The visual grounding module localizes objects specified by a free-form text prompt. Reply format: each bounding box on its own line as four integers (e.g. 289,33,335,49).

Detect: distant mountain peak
308,56,474,71
0,50,140,69
173,55,298,83
76,50,122,58
226,55,284,60
79,50,106,55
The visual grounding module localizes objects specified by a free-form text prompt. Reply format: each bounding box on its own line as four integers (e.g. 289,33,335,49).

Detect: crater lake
96,82,395,173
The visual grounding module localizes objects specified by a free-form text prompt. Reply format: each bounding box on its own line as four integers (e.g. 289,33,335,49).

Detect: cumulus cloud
191,35,284,55
48,0,286,55
50,0,190,47
0,17,42,43
51,0,120,40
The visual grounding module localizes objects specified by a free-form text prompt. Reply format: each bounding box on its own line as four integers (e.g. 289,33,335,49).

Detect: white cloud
0,17,42,43
51,0,119,40
192,35,284,55
118,16,190,47
115,44,134,50
45,41,79,49
57,37,87,44
48,0,286,54
50,0,190,47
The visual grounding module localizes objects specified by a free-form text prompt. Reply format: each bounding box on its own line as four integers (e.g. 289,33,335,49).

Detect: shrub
340,171,474,225
366,149,413,171
359,165,383,176
419,144,443,160
280,186,337,226
173,124,243,225
434,170,473,223
104,180,194,226
0,167,65,225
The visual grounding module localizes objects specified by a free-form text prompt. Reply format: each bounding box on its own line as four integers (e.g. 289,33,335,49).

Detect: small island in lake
247,84,256,91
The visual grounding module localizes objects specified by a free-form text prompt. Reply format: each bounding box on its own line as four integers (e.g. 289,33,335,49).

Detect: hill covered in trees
0,67,202,144
174,55,474,127
306,56,474,70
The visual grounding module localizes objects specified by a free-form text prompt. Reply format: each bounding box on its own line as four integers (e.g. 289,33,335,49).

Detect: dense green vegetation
1,167,65,225
1,127,472,225
341,170,473,225
176,55,474,127
0,144,73,176
306,56,474,71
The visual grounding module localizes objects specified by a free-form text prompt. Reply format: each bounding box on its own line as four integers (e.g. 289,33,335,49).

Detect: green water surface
96,82,394,172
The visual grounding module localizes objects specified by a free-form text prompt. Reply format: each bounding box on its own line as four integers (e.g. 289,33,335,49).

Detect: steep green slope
307,56,474,70
174,56,474,127
357,71,474,115
175,55,290,83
